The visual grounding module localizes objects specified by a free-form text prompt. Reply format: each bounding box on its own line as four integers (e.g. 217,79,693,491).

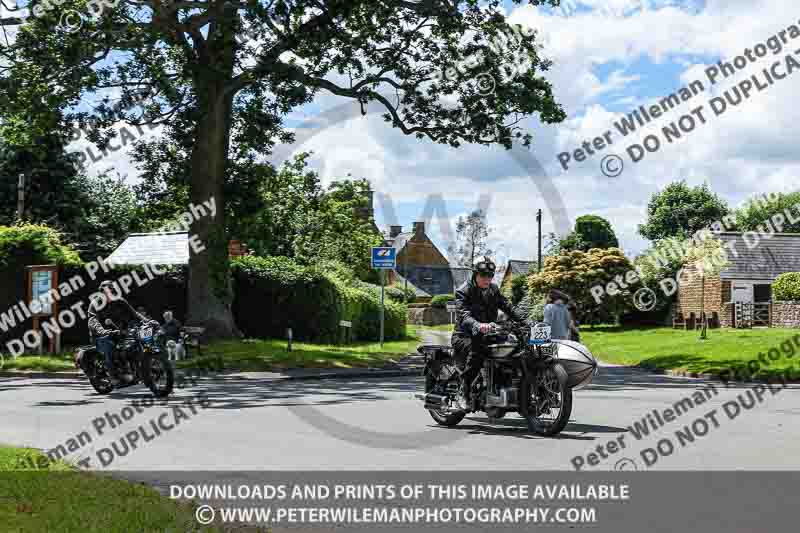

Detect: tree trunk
186,79,241,339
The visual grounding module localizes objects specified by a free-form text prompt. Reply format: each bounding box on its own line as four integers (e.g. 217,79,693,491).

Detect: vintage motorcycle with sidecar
416,321,597,436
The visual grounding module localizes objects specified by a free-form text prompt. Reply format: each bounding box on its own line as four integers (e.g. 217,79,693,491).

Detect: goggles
474,261,496,273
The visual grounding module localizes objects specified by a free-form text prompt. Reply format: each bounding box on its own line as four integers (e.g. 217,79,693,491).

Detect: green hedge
430,294,455,308
773,272,800,301
231,256,406,343
0,224,82,269
335,280,407,340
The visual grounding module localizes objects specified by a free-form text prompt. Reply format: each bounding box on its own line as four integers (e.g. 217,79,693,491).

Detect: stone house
500,259,538,295
384,222,472,299
675,232,800,327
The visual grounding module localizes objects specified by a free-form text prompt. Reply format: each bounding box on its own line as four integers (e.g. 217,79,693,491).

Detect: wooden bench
672,313,685,329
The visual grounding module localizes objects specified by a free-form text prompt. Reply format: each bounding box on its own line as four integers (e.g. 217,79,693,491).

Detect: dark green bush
231,256,341,342
511,275,529,305
773,273,800,301
232,255,406,342
430,294,455,308
335,280,406,341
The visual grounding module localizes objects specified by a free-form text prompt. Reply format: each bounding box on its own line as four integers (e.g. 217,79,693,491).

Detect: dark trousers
451,333,487,398
95,336,115,373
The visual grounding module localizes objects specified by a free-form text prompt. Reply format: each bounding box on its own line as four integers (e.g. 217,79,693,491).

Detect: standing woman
567,301,581,342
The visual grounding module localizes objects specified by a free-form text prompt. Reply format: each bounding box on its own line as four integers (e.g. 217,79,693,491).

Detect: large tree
1,0,565,338
638,181,729,241
556,214,618,252
0,133,89,231
733,190,800,233
447,208,493,267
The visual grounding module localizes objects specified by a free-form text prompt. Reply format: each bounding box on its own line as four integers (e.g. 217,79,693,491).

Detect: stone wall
407,305,453,326
771,301,800,328
717,301,800,328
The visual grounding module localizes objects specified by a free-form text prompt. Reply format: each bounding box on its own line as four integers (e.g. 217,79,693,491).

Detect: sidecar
551,340,598,390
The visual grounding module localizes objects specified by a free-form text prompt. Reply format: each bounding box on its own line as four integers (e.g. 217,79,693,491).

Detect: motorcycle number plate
141,327,153,339
530,323,551,345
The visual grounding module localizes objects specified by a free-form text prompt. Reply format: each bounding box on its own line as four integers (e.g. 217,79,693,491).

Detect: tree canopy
1,0,565,337
733,191,800,233
638,181,729,241
447,209,493,267
556,214,618,252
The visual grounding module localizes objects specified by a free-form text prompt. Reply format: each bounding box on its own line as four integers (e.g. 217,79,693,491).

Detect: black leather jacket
452,277,521,337
88,296,148,339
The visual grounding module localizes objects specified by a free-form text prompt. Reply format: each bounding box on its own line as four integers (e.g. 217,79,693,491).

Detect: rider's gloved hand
479,323,492,334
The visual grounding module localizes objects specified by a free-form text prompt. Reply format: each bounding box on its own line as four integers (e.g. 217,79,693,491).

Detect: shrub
231,255,406,342
0,223,82,268
336,280,407,341
773,273,800,301
232,255,342,342
430,294,455,308
510,275,528,305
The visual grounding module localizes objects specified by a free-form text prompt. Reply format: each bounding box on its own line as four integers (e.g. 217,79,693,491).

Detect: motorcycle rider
87,280,152,383
451,255,524,411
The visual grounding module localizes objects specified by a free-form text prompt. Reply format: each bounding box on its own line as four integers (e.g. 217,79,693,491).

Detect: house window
753,284,772,303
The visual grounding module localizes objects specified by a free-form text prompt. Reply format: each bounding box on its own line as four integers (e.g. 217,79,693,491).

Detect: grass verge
0,445,238,532
581,325,800,379
176,326,422,372
0,353,74,373
3,327,424,374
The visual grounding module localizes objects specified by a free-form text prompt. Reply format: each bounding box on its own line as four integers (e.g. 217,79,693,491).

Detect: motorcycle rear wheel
425,373,465,426
520,363,572,436
88,356,114,395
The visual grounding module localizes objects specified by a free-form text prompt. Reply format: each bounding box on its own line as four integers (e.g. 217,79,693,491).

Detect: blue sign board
371,247,396,269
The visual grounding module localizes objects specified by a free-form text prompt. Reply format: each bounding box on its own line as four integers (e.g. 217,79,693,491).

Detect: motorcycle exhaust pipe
416,393,446,404
415,392,447,406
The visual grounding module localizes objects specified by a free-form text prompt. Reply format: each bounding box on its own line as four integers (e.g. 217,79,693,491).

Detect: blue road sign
371,247,396,269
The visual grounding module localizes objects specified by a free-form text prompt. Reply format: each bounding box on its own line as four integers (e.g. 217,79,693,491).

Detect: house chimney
358,187,375,222
412,221,425,237
365,189,374,212
390,225,402,238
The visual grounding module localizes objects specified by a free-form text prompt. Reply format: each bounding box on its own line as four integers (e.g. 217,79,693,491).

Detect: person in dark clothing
87,280,151,381
451,255,523,411
161,310,182,341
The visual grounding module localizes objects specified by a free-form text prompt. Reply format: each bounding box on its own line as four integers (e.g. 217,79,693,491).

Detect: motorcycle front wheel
519,363,572,436
144,354,175,398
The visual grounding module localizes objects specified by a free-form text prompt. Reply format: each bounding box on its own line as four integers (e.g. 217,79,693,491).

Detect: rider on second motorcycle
451,256,524,411
87,280,154,384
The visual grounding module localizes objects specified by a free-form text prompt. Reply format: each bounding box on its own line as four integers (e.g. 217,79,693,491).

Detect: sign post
446,301,457,326
371,247,397,348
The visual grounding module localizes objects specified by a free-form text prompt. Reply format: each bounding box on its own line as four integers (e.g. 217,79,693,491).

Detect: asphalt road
2,361,799,472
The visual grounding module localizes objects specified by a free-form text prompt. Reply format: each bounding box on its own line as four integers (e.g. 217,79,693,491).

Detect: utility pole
536,208,542,271
17,173,25,220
